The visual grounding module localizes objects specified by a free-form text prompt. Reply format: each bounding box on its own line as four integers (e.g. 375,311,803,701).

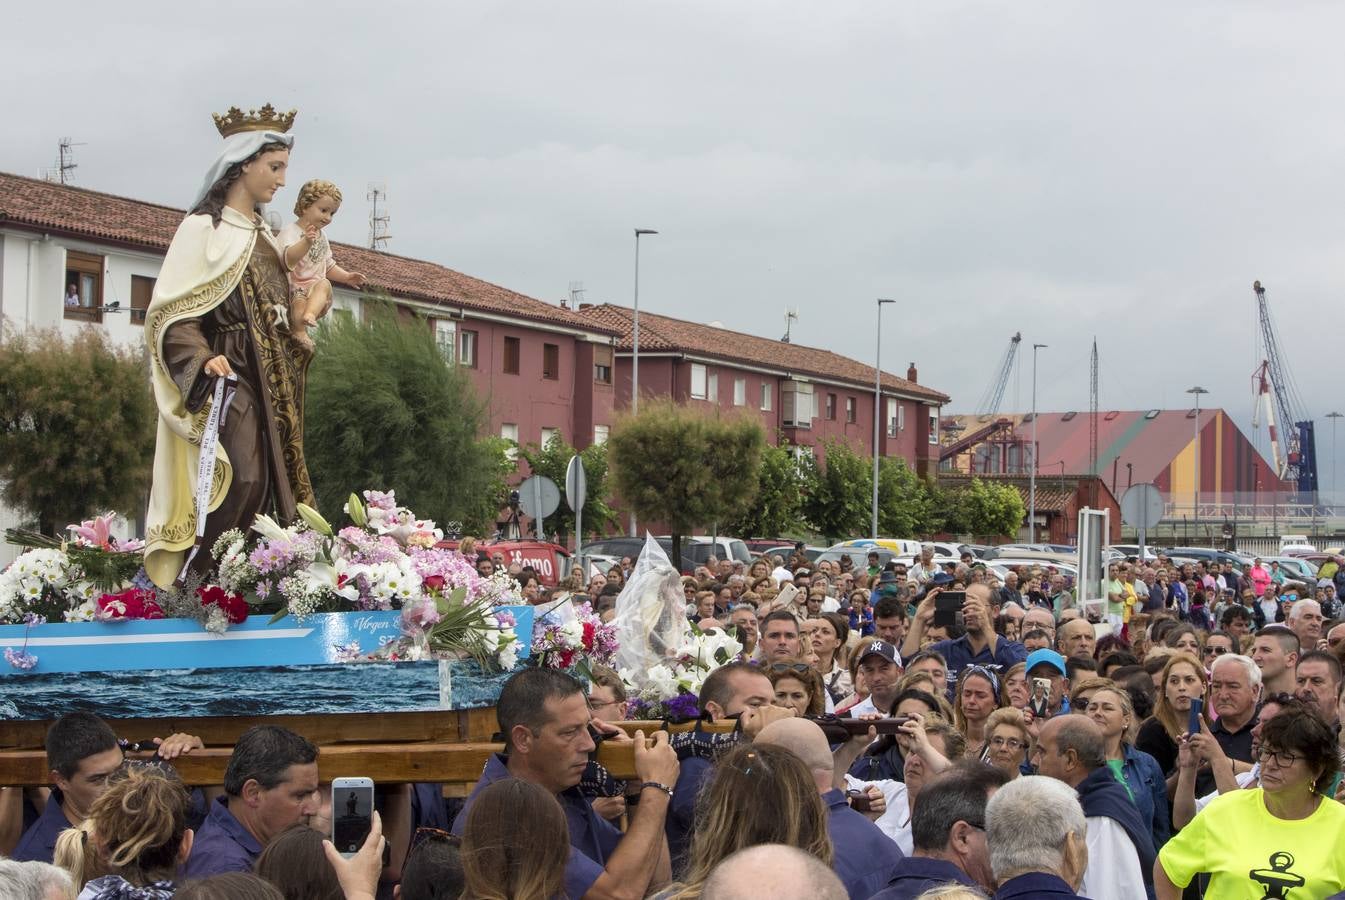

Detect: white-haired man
986,776,1089,899
1199,654,1261,797
1288,598,1325,649
702,845,848,900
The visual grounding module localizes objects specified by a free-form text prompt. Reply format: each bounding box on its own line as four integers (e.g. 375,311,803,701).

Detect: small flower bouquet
531,600,619,673
621,624,743,722
208,490,520,670
2,514,150,625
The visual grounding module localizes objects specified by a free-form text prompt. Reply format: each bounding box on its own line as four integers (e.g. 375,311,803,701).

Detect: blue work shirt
993,871,1092,899
667,756,713,876
823,788,904,900
452,753,623,900
11,788,71,863
183,795,262,878
871,856,978,900
926,635,1027,691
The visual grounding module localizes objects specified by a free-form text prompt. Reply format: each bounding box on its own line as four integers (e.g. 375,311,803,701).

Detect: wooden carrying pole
0,712,737,787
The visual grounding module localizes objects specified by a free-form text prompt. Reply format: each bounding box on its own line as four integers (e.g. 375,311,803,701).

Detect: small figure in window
65,282,81,307
277,179,366,348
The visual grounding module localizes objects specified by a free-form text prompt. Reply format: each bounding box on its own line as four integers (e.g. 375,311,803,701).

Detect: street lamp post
1187,386,1209,533
1326,412,1343,509
1029,343,1047,544
871,299,895,539
629,228,657,535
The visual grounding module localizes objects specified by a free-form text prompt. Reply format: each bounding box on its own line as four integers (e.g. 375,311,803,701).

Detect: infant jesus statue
278,179,366,346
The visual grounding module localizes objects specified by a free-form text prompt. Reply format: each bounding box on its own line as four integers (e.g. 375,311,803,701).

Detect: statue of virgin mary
143,105,314,587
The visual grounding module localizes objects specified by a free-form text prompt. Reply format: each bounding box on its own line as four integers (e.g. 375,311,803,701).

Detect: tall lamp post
1326,411,1343,508
629,228,658,534
871,298,895,539
1029,343,1047,544
1187,386,1209,532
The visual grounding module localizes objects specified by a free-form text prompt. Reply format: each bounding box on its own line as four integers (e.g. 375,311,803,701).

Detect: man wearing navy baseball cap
843,639,904,718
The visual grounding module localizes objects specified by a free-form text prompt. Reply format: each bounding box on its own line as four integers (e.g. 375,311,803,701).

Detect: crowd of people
3,543,1345,899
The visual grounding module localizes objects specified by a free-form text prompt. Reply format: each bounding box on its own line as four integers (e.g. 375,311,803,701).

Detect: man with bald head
1057,617,1096,660
756,718,903,899
702,844,848,900
1031,716,1154,900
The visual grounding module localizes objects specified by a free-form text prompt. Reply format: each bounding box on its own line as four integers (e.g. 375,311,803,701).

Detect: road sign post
1121,483,1165,564
565,456,588,579
518,475,560,542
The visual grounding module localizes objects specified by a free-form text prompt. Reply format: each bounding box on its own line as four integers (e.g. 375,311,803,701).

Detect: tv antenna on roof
564,280,586,309
42,137,85,185
367,182,392,250
781,307,799,342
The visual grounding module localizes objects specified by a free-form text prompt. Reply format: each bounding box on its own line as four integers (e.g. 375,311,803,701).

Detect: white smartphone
331,777,375,858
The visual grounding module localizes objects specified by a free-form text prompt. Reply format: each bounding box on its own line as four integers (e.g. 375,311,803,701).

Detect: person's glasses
989,736,1025,751
1258,747,1302,769
1204,646,1229,657
771,662,812,674
413,826,462,847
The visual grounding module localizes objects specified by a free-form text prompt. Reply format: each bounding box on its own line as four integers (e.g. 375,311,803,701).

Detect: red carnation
198,585,249,624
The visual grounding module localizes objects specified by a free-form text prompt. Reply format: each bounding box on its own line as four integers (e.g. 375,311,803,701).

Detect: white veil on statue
612,534,692,691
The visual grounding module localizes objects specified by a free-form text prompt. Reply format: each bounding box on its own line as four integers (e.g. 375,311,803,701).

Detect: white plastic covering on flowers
612,533,692,691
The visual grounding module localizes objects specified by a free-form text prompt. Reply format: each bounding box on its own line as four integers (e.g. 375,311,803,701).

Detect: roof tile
0,172,615,334
573,304,949,401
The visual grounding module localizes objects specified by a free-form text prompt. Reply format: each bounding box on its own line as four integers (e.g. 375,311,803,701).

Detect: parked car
813,547,899,572
989,559,1079,582
1108,545,1160,562
435,539,572,587
665,536,754,566
580,536,698,573
1262,556,1319,582
831,538,924,557
1163,547,1248,572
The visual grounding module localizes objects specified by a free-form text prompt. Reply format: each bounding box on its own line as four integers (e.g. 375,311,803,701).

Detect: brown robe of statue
159,239,315,580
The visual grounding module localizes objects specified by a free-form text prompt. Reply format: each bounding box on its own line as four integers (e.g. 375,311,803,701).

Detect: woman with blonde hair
1135,652,1210,778
63,764,192,898
1084,684,1170,849
460,778,570,900
981,707,1030,779
659,744,832,898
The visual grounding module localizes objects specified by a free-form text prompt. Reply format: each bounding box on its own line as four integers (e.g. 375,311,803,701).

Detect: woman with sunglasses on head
1156,709,1345,899
767,660,827,718
952,666,1002,758
1135,652,1210,799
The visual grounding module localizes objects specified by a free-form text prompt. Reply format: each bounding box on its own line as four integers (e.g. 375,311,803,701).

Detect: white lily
251,514,289,544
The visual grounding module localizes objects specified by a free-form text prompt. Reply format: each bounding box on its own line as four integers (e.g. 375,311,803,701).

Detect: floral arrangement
1,494,522,672
531,600,618,672
622,625,743,721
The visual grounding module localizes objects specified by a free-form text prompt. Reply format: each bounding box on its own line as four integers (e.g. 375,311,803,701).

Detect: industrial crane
974,332,1022,416
1251,281,1318,495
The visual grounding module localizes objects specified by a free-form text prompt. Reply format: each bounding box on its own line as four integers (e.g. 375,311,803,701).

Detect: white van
1280,534,1317,553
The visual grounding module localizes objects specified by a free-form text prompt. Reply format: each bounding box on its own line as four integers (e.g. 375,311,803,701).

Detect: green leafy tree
876,457,933,538
962,478,1026,538
801,440,872,542
608,400,765,565
462,436,518,537
724,442,805,538
519,432,618,542
305,302,502,533
0,327,155,535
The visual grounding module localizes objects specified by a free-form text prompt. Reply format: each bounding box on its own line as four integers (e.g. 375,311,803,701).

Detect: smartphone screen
332,778,375,857
934,591,966,629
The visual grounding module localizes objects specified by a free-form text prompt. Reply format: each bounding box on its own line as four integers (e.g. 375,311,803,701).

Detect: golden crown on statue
212,104,298,138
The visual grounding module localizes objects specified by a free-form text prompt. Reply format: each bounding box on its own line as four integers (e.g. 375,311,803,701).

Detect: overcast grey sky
6,1,1344,489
